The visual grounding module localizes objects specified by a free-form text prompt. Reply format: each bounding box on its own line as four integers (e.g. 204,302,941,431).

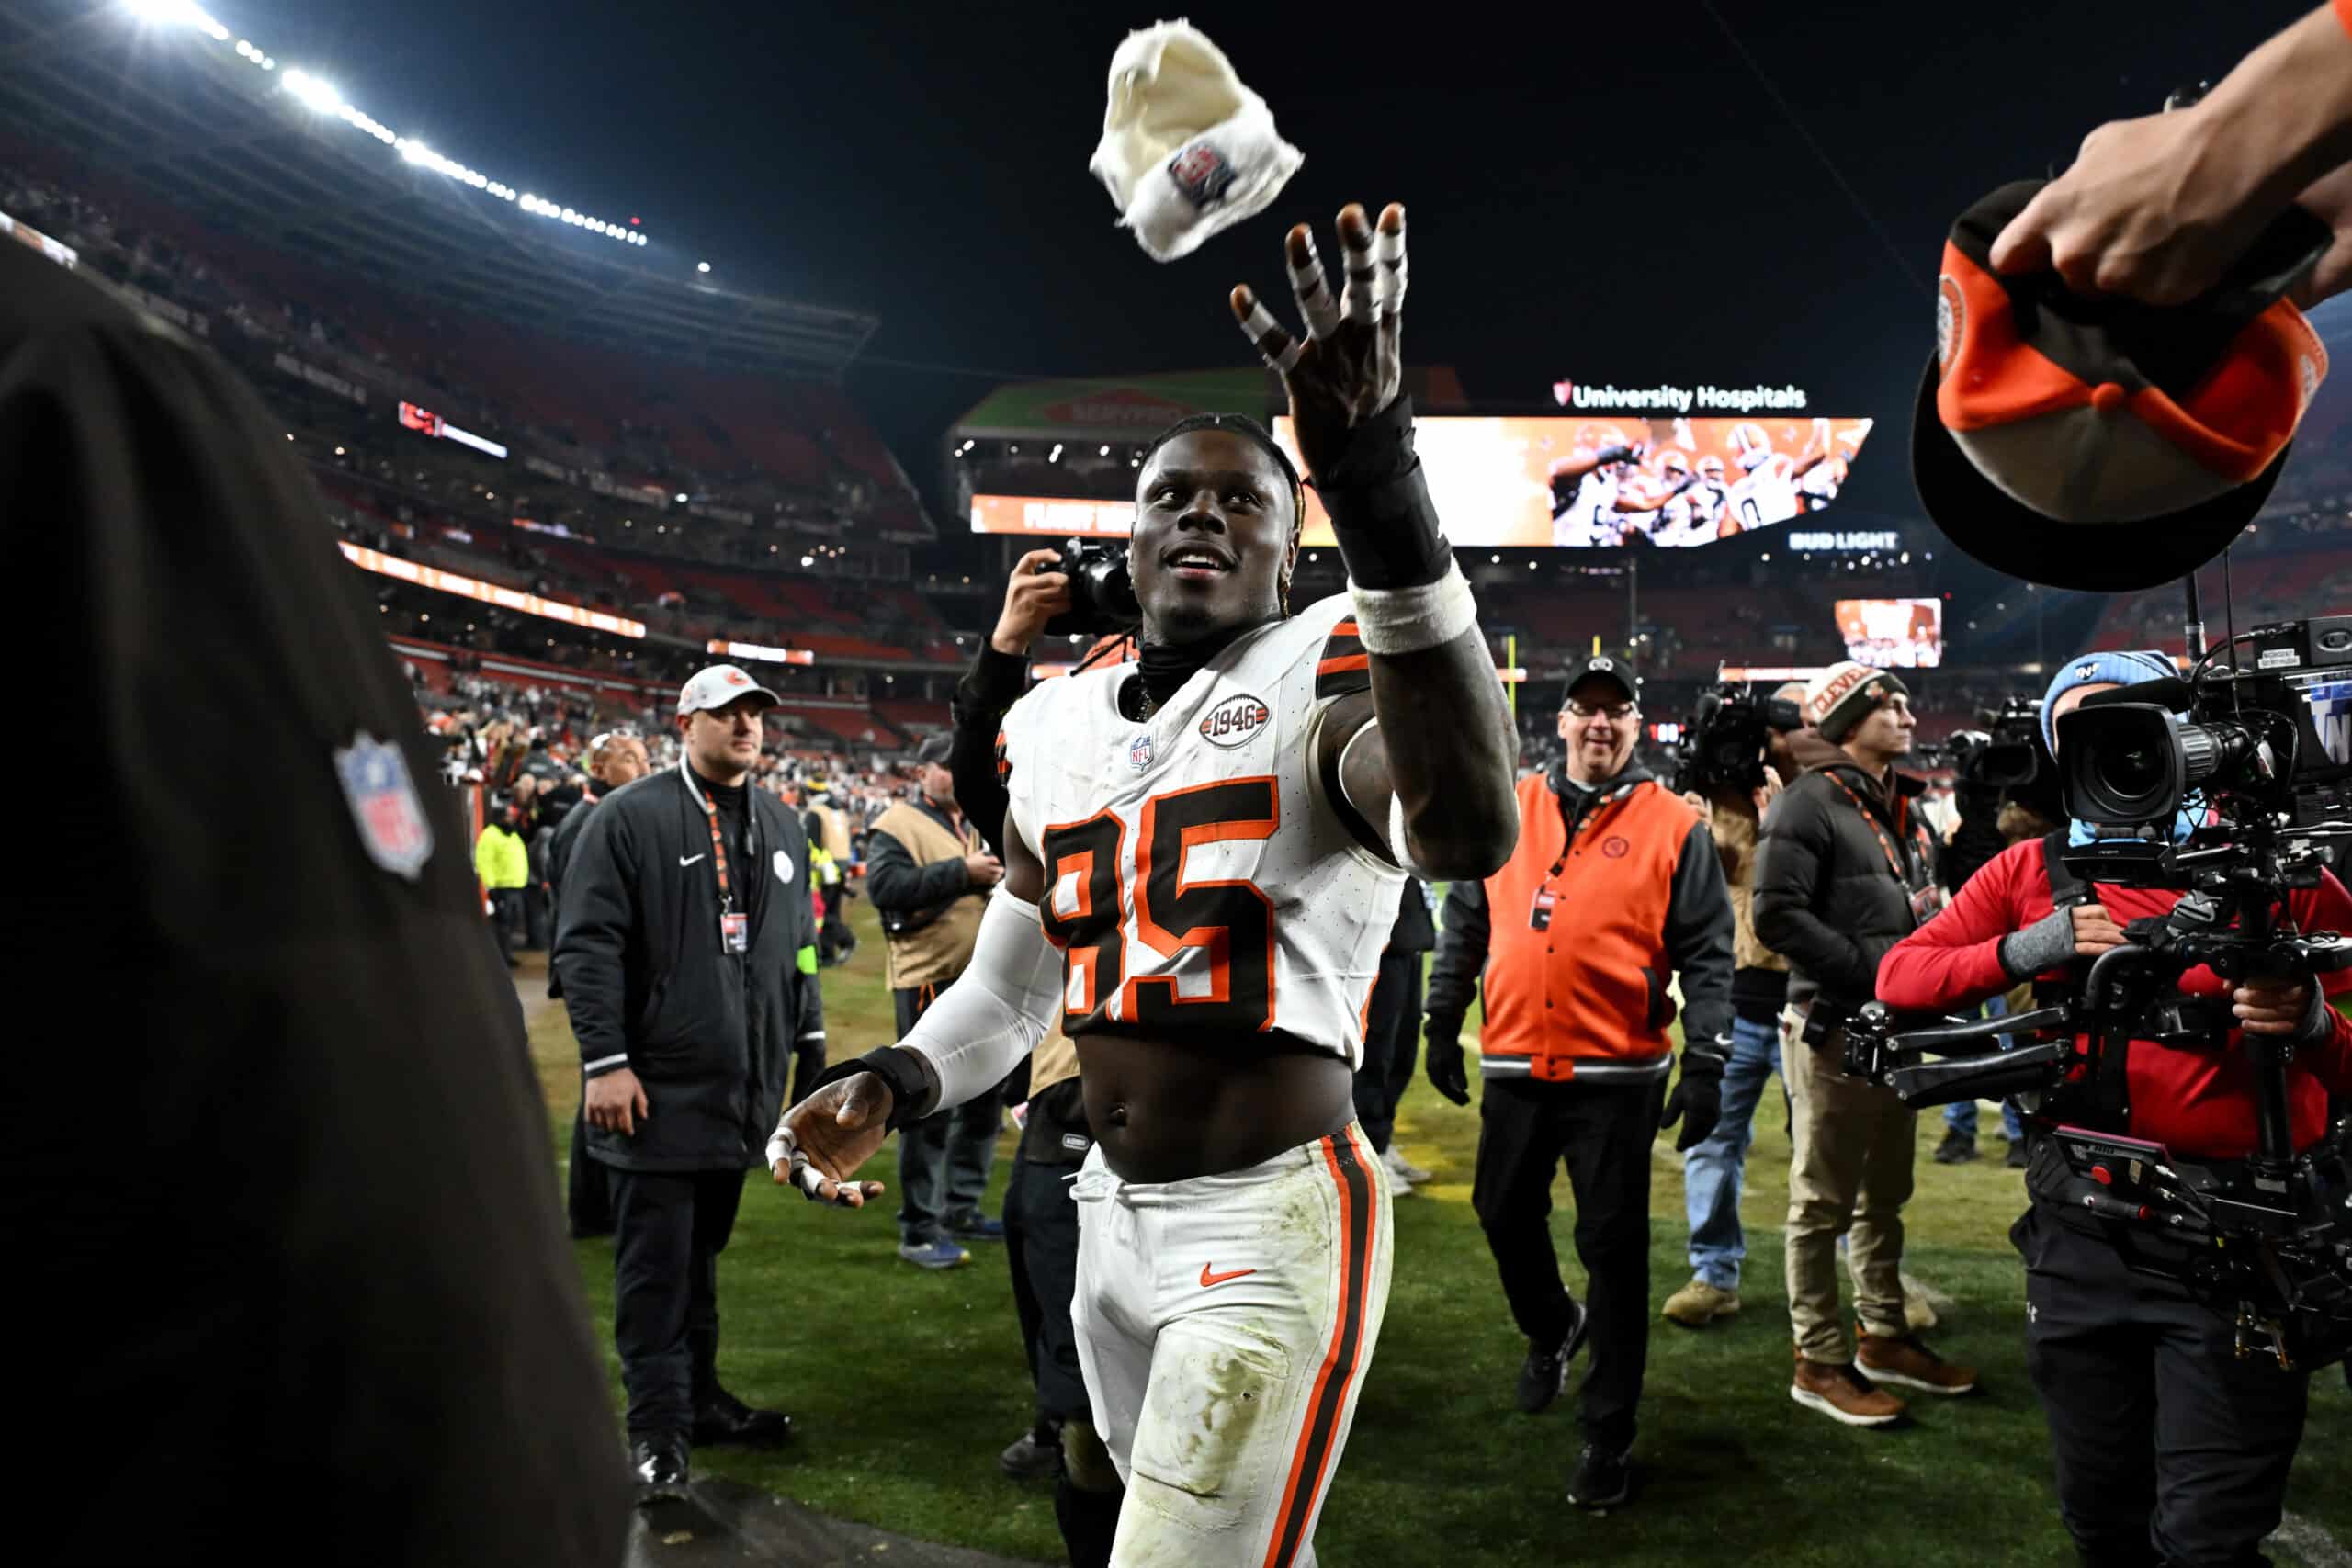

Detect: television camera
1844,615,2352,1368
1670,681,1804,797
1922,694,2049,792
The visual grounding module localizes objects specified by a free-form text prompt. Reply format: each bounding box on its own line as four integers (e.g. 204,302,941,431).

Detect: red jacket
1876,838,2352,1158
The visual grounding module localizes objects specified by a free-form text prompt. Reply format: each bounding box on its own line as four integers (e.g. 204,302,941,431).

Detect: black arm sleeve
950,644,1029,859
1662,818,1737,1056
864,828,972,913
551,803,639,1073
1423,877,1491,1033
1753,787,1879,999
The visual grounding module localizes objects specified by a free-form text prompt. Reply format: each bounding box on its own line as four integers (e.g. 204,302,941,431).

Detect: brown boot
1790,1352,1906,1427
1857,1328,1978,1394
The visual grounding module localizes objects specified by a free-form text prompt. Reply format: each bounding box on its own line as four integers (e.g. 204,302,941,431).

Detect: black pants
1472,1074,1665,1449
522,883,551,950
488,887,523,964
607,1165,748,1440
1351,949,1423,1154
2018,1202,2309,1568
1003,1146,1089,1426
818,886,854,962
567,1100,613,1237
893,982,1008,1244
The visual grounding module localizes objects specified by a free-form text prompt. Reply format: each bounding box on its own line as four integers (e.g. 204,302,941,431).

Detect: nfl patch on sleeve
335,730,434,880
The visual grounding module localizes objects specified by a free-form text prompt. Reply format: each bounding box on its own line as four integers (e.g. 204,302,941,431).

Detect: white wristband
1349,561,1476,654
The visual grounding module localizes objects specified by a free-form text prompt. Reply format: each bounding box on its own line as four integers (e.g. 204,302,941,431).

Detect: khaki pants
1782,1006,1916,1362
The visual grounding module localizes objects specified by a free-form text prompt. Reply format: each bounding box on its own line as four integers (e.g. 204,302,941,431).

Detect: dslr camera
1039,537,1140,637
1670,681,1804,797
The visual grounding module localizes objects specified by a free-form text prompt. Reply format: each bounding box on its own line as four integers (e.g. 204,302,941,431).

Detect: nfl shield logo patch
1128,732,1155,772
334,731,434,881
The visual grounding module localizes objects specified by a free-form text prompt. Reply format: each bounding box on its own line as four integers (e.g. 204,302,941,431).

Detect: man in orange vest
1424,656,1736,1509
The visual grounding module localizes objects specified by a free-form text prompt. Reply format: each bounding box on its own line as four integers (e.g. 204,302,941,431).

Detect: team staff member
1754,663,1974,1427
867,732,1010,1268
8,219,627,1567
548,729,651,1239
556,663,826,1503
804,787,857,965
1424,656,1734,1509
1878,653,2352,1566
1664,683,1804,1328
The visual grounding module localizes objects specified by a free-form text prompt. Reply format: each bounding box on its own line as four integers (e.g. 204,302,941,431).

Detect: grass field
525,899,2352,1567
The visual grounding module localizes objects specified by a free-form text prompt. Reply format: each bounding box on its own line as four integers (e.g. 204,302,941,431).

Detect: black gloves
1423,1019,1471,1107
1661,1047,1725,1153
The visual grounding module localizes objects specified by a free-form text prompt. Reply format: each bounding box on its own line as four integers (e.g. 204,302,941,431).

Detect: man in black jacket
549,729,651,1239
6,240,626,1564
555,663,827,1503
1753,663,1973,1427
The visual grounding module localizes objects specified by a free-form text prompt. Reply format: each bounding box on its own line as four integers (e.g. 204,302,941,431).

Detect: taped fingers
1285,228,1340,340
1374,208,1408,316
1236,292,1306,374
1338,204,1378,325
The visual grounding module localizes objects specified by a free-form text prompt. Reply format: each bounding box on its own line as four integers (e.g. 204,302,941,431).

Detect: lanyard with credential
1824,772,1942,923
682,761,750,954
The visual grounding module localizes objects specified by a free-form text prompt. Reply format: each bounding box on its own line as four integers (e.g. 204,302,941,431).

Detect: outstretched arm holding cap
1992,3,2352,306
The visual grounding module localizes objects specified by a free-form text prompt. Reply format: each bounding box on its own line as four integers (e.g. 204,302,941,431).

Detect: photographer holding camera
1930,699,2067,1168
1662,681,1804,1329
1754,662,1976,1425
1876,651,2352,1565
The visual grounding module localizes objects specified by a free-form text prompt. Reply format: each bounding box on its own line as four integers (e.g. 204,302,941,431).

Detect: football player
1721,420,1830,535
1637,447,1713,547
1548,424,1646,547
1689,453,1734,538
769,202,1519,1568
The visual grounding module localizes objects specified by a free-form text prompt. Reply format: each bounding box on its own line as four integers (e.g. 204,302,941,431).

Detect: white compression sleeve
899,889,1064,1111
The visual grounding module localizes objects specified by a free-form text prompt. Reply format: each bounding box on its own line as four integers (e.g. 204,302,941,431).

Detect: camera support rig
1843,832,2352,1370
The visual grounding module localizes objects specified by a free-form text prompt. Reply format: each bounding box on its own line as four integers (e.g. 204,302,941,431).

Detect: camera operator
1663,682,1804,1330
1932,703,2068,1168
944,550,1118,1507
1754,663,1976,1425
1876,652,2352,1566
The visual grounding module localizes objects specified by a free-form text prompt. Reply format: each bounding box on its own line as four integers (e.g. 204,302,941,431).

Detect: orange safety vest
1478,770,1691,1083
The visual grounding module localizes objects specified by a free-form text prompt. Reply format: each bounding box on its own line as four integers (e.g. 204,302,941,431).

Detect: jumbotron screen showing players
1270,414,1875,547
1836,597,1944,669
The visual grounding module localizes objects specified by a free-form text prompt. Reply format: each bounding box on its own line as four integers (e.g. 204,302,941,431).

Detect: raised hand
1229,201,1408,474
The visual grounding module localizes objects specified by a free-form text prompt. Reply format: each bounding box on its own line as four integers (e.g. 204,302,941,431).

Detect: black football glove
1423,1020,1471,1107
1660,1044,1726,1153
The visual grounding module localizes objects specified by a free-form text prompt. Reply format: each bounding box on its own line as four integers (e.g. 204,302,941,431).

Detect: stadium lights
697,261,711,274
131,16,654,243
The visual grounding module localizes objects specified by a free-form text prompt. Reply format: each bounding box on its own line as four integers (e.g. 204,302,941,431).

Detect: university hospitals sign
1552,379,1810,414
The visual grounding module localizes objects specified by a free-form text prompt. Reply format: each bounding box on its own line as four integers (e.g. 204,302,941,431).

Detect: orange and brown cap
1911,180,2331,591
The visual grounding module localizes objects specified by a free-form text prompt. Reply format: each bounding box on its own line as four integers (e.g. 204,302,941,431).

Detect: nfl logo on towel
335,731,434,880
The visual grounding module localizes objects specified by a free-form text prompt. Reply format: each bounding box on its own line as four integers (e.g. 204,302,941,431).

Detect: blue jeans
1942,992,2027,1143
1683,1012,1784,1291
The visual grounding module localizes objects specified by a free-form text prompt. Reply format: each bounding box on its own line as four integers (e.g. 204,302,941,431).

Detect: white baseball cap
678,664,781,716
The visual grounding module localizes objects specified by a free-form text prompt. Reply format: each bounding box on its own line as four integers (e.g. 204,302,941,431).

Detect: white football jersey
1554,468,1626,547
1727,454,1801,531
999,594,1406,1067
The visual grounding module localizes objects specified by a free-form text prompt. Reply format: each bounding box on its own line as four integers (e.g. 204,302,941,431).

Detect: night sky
198,0,2309,518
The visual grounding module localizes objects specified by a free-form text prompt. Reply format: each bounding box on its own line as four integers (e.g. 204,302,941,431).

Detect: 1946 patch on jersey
1199,693,1271,749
